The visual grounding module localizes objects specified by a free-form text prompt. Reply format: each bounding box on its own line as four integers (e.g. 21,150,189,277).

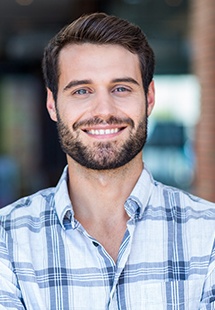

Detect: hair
42,12,155,101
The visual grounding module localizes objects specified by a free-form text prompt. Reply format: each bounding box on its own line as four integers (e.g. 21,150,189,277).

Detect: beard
56,112,148,171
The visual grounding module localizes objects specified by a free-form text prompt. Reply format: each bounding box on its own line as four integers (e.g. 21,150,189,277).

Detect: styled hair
42,12,155,101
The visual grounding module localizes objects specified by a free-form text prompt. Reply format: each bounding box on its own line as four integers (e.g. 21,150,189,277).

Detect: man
0,12,215,310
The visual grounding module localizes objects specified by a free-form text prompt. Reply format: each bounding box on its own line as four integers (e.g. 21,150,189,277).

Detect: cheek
132,106,147,122
60,102,92,125
132,111,147,130
120,101,146,118
57,105,82,127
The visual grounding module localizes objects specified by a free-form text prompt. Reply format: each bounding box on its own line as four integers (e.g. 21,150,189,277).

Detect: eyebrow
63,79,92,91
63,77,140,92
111,77,140,86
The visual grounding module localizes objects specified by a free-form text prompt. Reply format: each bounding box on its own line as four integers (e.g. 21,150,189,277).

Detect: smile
87,128,120,135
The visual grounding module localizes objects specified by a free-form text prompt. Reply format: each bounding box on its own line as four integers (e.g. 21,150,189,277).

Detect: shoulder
0,187,55,228
151,179,215,215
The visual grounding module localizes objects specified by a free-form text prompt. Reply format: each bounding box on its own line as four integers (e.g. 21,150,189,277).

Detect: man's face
47,43,155,170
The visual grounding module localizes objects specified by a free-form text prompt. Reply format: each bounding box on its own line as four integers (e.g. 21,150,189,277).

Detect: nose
91,90,117,119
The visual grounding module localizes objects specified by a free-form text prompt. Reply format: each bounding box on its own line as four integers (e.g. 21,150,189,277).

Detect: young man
0,12,215,309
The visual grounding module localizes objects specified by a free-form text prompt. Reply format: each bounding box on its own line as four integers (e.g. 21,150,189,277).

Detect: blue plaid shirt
0,165,215,309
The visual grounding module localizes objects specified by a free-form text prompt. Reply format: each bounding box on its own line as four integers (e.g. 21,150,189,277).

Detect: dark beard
56,114,148,170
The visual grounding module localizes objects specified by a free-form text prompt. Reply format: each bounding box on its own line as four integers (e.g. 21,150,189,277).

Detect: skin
46,43,155,262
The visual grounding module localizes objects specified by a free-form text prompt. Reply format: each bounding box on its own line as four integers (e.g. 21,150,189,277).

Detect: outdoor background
0,0,215,207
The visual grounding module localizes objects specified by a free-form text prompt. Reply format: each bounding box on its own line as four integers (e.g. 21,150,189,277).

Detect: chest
11,221,213,310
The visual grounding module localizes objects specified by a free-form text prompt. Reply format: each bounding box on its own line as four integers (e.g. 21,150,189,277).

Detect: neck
66,154,143,222
66,154,143,262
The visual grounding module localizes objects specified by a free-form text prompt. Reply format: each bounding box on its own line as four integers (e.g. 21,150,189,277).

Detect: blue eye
74,89,89,95
112,86,131,94
115,87,127,92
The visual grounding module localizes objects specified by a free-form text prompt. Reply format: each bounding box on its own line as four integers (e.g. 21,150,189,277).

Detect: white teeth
88,128,119,135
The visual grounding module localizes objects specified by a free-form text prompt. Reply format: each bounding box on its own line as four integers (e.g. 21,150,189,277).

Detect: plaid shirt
0,165,215,310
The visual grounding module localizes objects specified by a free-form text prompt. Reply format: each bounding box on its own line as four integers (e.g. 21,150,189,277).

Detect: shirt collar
53,164,155,229
125,165,155,220
54,165,76,230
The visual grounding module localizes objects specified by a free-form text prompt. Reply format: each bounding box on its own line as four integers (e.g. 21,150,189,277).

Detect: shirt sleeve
199,239,215,309
0,227,25,310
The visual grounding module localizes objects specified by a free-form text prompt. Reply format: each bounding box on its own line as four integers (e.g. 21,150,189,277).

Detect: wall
190,0,215,202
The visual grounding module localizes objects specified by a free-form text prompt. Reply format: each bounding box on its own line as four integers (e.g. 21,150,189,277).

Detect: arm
0,228,26,310
199,239,215,309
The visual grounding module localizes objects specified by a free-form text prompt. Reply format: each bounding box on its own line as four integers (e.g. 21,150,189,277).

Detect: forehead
58,43,141,82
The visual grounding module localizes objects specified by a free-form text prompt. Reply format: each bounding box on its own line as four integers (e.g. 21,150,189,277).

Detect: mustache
73,116,134,130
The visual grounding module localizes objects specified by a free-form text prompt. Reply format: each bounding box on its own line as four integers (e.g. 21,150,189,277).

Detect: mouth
74,116,133,138
88,128,120,135
82,126,126,137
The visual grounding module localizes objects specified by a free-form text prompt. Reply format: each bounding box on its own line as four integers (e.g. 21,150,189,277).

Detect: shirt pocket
132,279,203,309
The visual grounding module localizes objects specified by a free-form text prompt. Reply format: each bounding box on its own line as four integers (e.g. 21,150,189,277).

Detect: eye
112,86,131,94
73,88,90,95
114,87,128,92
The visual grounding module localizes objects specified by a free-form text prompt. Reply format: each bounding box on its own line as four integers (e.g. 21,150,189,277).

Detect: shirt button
92,241,99,247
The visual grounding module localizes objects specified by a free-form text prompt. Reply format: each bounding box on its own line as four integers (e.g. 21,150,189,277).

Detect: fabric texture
0,165,215,309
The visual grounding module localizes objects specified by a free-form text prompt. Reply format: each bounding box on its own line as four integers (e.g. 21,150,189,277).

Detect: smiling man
0,12,215,310
50,43,153,171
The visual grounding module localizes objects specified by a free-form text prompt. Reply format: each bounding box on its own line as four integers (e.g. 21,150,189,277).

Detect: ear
46,88,57,122
146,80,155,116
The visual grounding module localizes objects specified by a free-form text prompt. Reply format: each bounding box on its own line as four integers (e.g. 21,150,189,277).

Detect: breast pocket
132,279,203,309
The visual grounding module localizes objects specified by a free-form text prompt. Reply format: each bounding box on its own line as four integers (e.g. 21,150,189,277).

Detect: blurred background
0,0,215,207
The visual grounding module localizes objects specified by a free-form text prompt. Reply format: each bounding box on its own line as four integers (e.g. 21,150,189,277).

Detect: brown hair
42,12,155,101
